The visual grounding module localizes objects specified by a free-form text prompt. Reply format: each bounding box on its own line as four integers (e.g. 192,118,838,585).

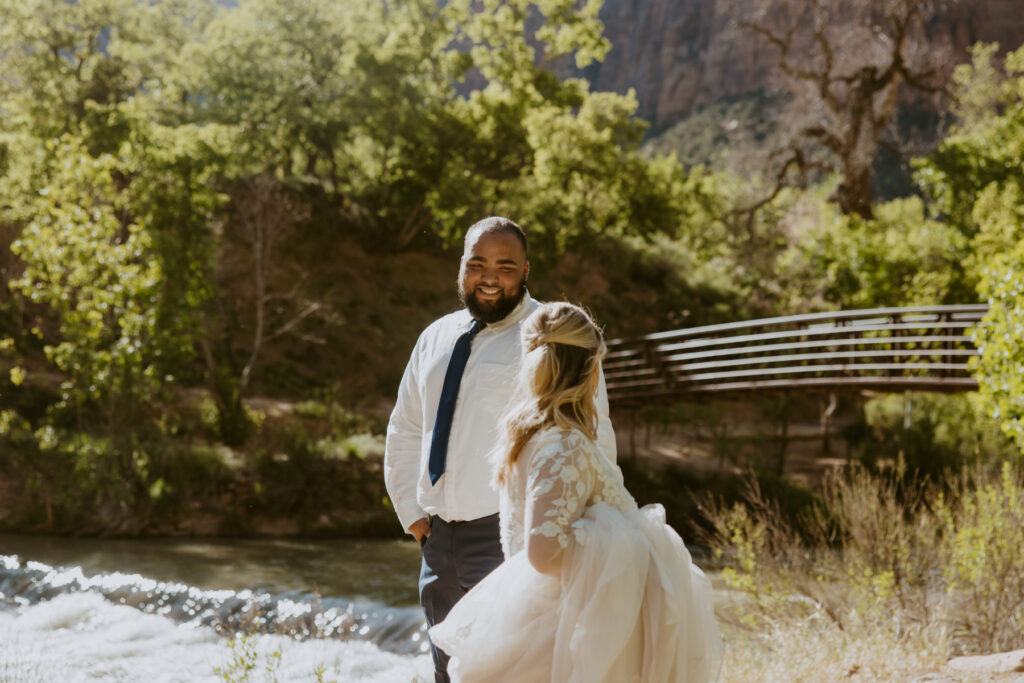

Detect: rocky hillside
586,0,1024,132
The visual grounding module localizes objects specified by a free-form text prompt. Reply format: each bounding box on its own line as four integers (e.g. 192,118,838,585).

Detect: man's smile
476,286,502,300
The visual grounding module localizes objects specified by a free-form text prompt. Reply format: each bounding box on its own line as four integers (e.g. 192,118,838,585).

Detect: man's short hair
465,216,528,256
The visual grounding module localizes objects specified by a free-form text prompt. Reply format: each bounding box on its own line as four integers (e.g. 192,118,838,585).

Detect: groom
384,216,616,682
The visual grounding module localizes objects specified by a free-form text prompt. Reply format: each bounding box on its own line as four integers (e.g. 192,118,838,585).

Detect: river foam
1,592,432,681
0,554,432,682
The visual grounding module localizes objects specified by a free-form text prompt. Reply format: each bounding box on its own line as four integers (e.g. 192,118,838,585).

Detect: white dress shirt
384,293,616,532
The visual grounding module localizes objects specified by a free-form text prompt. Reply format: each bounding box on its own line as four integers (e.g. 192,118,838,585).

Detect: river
0,534,432,682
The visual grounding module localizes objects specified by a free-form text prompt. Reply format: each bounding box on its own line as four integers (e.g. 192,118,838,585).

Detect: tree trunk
836,165,874,219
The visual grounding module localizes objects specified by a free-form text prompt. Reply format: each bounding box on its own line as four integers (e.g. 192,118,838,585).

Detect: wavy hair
495,302,606,483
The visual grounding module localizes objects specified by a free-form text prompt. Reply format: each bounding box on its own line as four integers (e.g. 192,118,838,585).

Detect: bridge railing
603,304,990,404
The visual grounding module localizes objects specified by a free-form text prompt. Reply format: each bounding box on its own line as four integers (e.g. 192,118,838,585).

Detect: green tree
972,241,1024,452
918,43,1024,453
725,0,953,219
776,194,972,310
918,43,1024,247
0,0,237,440
426,0,699,253
0,0,210,155
8,138,166,503
178,0,688,257
0,0,725,450
180,0,465,250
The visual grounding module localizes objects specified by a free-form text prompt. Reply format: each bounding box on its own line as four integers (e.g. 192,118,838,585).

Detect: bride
430,302,722,683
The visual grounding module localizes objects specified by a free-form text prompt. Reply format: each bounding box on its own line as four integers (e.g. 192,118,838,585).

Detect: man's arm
594,362,617,462
384,340,430,538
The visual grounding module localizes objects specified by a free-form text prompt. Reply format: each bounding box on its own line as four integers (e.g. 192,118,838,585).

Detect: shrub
706,461,1024,668
936,462,1024,654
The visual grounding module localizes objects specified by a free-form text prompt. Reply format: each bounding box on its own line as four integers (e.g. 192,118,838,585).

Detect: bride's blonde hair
495,302,606,483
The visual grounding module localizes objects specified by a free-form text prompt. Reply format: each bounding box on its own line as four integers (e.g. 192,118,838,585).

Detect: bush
936,462,1024,654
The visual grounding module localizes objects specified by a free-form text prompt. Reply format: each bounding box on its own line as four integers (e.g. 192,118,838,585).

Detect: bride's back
499,425,637,558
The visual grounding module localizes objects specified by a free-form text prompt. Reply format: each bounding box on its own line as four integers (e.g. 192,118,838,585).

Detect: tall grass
704,460,1024,682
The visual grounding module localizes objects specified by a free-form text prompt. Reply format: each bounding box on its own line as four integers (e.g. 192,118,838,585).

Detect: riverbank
0,393,408,538
0,454,402,539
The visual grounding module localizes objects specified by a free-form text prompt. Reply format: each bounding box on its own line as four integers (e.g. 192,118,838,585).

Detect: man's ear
524,260,530,281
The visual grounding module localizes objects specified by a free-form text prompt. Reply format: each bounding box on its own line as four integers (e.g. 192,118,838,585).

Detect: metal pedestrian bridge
604,304,990,405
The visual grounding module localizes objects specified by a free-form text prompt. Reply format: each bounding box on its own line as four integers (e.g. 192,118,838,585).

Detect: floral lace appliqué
529,434,593,548
501,426,637,558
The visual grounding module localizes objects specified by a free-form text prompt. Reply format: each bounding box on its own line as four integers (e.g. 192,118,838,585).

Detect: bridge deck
604,304,989,404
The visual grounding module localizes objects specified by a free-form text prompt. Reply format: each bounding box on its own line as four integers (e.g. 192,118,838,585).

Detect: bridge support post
770,392,792,476
820,392,837,454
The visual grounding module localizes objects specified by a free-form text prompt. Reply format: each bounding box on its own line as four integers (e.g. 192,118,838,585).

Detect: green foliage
447,0,609,87
564,230,744,336
182,0,454,249
853,392,1021,475
8,0,1015,539
918,43,1024,243
293,400,328,420
778,195,973,309
912,42,1024,458
972,238,1024,452
10,139,165,452
428,0,704,253
0,0,755,535
166,0,679,256
644,92,782,171
213,634,339,683
936,463,1024,653
314,433,384,461
235,415,397,535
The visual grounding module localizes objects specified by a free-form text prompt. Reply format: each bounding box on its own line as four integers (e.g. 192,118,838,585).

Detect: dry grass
705,461,1024,682
718,617,950,683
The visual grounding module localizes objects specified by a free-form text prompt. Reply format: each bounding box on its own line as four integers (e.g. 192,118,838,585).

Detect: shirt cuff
393,497,428,535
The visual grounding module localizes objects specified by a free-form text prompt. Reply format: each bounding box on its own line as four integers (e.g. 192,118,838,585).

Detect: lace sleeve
523,431,595,575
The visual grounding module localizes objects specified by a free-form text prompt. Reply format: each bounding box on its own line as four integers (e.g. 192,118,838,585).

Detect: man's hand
408,517,431,545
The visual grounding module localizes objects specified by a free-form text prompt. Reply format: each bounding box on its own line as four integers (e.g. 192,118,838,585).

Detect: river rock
947,649,1024,675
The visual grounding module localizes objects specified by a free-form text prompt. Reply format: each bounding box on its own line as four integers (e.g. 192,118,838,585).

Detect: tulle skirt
429,503,723,683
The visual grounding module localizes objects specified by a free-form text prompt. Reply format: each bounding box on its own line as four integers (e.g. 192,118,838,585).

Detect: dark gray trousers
418,513,504,683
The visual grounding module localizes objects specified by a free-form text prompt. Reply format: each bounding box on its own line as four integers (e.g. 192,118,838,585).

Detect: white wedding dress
429,426,723,683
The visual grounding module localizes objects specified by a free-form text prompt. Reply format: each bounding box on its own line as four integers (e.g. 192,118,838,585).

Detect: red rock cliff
587,0,1024,130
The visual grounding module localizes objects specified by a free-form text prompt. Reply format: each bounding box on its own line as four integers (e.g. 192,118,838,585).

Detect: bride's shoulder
526,425,595,464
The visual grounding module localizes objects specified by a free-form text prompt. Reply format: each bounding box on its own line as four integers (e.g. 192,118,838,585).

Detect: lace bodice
499,427,638,565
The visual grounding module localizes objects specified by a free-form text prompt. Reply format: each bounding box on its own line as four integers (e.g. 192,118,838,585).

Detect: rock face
585,0,1024,131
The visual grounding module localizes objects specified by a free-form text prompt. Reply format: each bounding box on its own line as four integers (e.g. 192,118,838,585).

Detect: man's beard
459,279,527,323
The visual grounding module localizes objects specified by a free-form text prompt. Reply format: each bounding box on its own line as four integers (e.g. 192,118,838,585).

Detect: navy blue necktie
428,318,486,485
